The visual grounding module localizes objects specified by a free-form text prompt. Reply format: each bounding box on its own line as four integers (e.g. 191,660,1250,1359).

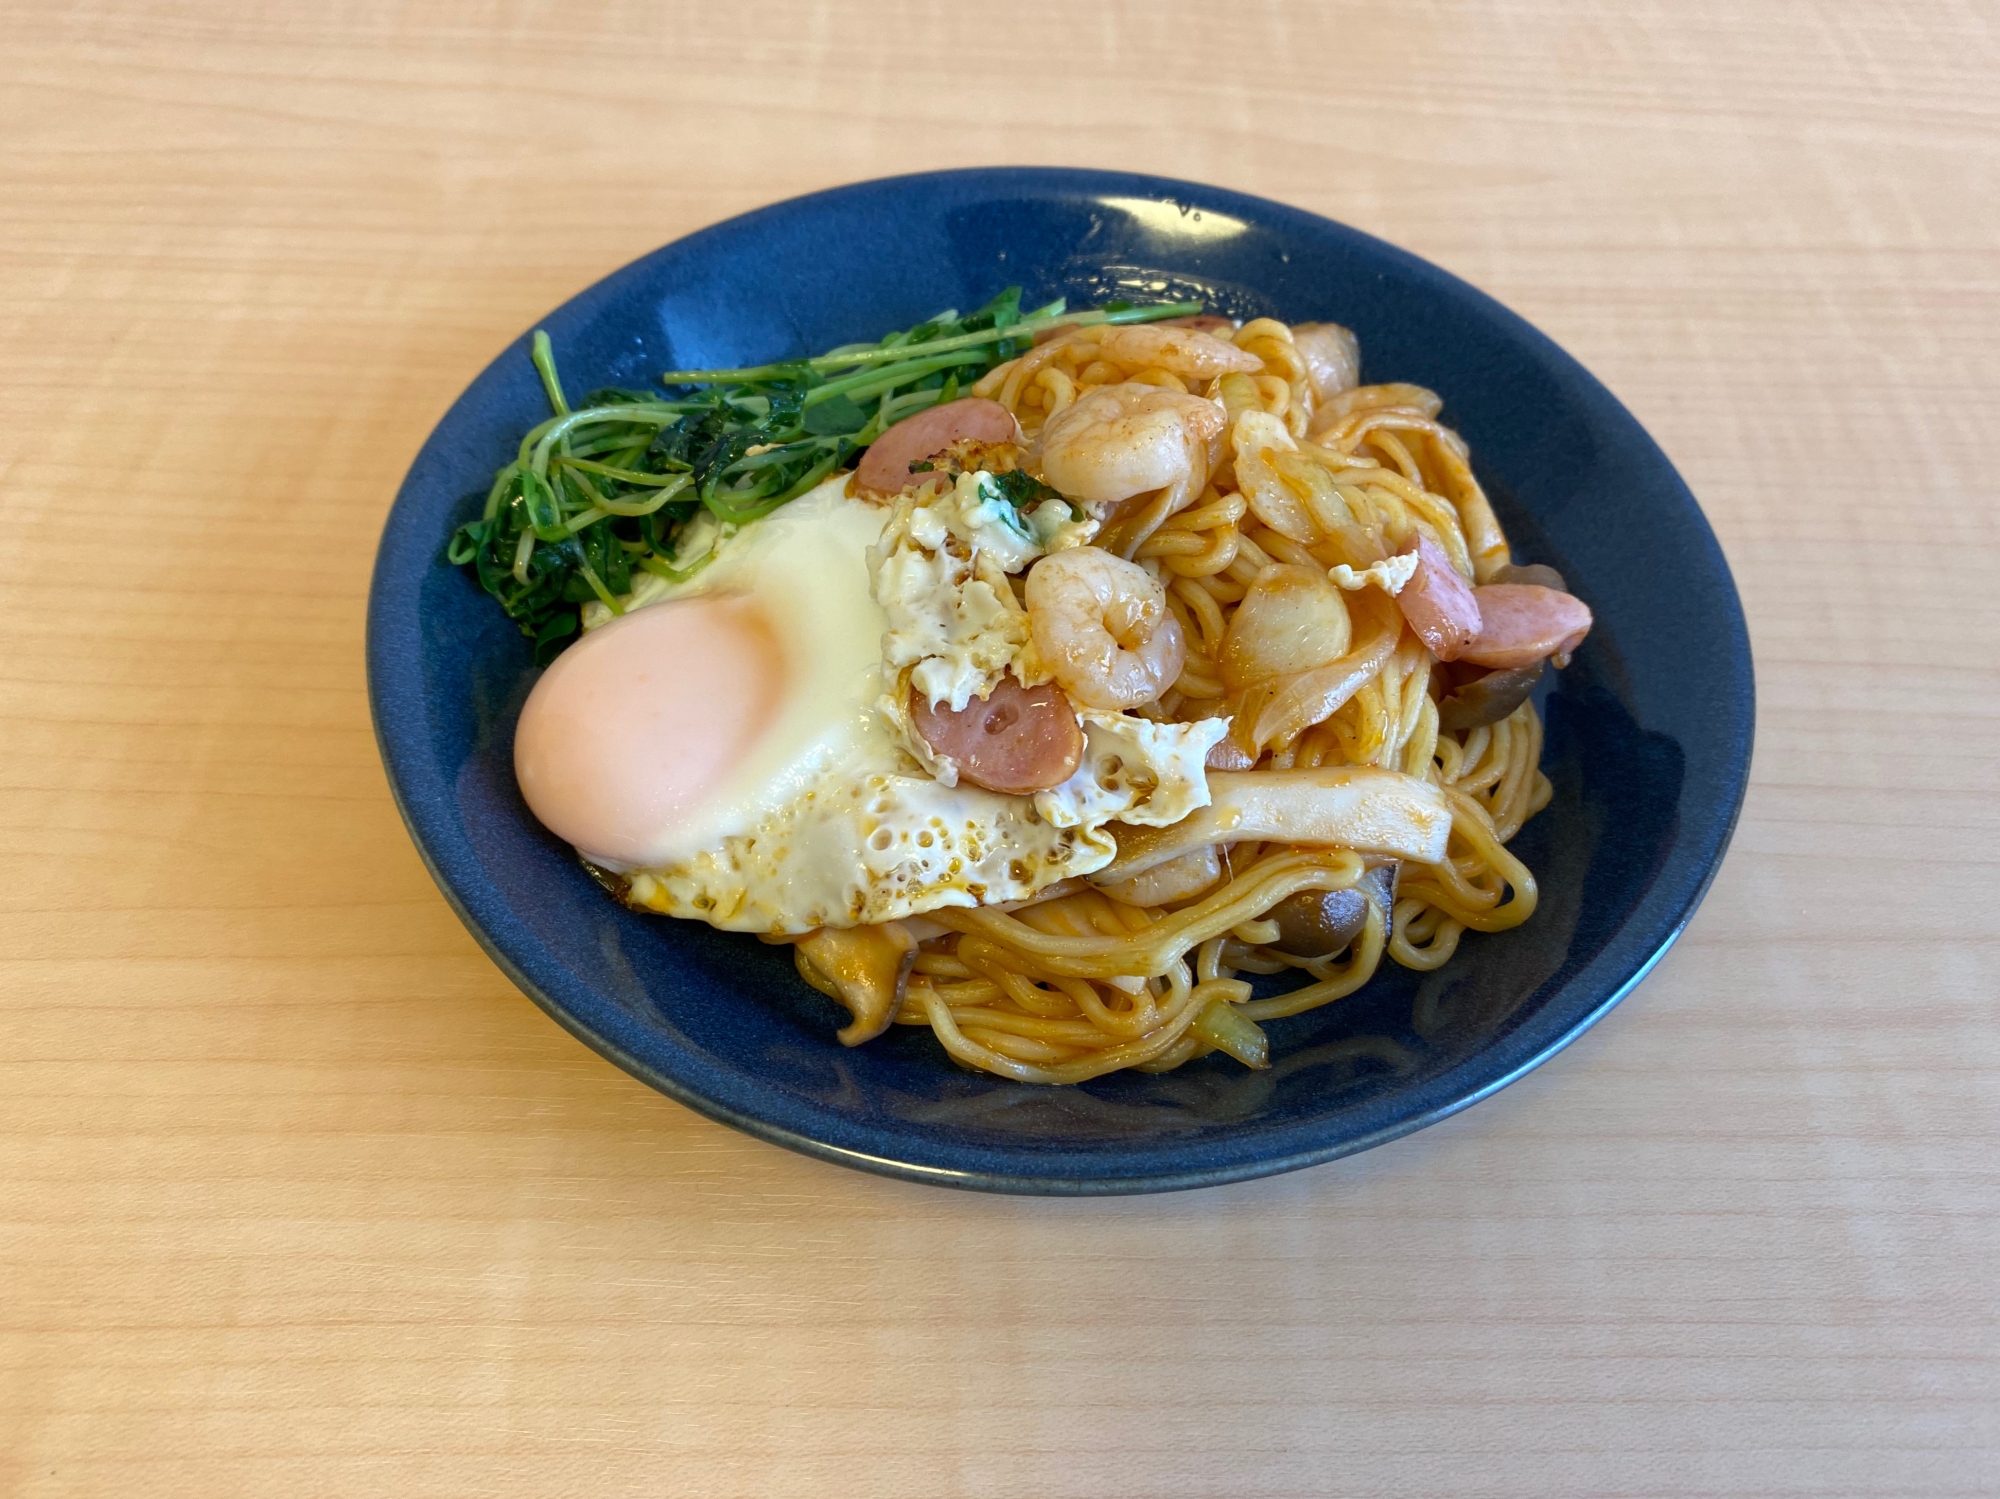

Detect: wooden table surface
4,3,1997,1494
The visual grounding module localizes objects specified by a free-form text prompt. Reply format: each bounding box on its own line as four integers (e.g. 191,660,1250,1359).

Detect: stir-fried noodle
792,317,1556,1082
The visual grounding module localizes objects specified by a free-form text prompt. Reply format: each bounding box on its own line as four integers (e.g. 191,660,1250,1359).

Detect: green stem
524,404,686,475
703,449,840,524
863,386,944,439
531,331,569,417
660,300,1200,385
556,457,695,489
803,349,991,409
727,439,835,473
574,555,622,613
560,473,692,525
635,549,719,584
481,464,519,524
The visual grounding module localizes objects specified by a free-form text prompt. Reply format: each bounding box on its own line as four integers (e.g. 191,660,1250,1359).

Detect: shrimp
1025,546,1187,710
1159,314,1240,337
1034,382,1226,505
1094,323,1264,380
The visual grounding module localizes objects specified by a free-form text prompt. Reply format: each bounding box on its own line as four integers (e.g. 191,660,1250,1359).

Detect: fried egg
512,477,1220,933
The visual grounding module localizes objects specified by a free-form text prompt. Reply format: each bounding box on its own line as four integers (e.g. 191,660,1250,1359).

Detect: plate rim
366,165,1755,1195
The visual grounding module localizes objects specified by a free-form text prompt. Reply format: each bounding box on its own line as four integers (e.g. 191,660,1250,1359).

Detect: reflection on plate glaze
1096,197,1252,244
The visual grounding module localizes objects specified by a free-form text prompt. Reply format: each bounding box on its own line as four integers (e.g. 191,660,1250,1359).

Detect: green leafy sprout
446,287,1200,662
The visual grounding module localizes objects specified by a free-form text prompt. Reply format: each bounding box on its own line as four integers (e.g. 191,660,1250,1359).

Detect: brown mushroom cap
1265,862,1400,959
1437,659,1545,733
1491,561,1567,592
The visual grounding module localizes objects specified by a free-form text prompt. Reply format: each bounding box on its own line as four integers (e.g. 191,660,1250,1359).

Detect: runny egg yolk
513,594,786,868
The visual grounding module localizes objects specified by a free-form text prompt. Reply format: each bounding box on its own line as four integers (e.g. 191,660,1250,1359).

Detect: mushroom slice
1264,861,1400,958
1436,659,1545,733
1089,844,1225,906
1101,766,1451,884
1490,561,1567,591
1265,887,1371,959
794,923,918,1045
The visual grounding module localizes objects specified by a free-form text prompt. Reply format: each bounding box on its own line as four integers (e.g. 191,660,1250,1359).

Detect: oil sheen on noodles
796,316,1558,1084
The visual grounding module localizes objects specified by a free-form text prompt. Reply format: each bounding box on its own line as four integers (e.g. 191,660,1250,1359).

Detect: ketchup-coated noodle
485,302,1590,1084
796,316,1575,1082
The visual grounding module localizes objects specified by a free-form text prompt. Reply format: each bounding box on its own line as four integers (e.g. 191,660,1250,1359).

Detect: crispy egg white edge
564,473,1224,932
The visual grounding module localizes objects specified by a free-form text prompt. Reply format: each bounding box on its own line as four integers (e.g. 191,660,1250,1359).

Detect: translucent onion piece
1247,586,1402,750
1230,409,1316,542
1220,563,1354,688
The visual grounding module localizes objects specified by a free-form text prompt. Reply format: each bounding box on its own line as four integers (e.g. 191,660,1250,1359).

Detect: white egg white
566,473,1222,934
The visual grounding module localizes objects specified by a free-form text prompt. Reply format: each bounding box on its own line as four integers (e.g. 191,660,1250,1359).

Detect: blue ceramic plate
367,168,1752,1194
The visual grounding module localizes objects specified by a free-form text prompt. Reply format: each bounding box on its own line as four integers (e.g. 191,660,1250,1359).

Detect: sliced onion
1246,586,1402,750
1220,564,1354,688
1231,410,1316,542
1292,322,1361,402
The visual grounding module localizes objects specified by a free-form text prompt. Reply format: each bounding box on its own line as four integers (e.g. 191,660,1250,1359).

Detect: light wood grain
2,2,1997,1494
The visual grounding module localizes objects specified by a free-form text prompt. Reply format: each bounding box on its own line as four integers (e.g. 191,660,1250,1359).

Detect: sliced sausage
1459,585,1593,670
1395,533,1482,661
910,674,1083,794
854,397,1021,497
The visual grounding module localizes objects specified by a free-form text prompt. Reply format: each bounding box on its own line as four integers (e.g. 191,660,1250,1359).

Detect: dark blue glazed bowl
367,168,1752,1194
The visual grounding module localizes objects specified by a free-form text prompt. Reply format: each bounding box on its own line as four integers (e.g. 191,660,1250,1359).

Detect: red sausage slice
911,675,1084,794
1395,534,1482,661
854,397,1021,496
1459,585,1593,669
